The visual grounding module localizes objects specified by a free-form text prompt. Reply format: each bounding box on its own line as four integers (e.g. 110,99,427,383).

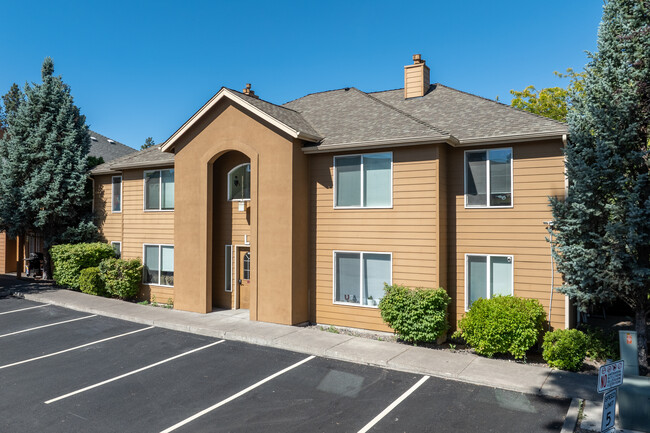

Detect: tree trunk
42,247,52,281
16,235,24,279
636,307,648,376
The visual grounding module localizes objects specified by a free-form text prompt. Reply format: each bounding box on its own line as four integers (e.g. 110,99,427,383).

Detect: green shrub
79,267,106,296
379,284,451,344
579,324,619,361
457,296,546,359
50,243,116,289
542,329,588,371
99,258,143,300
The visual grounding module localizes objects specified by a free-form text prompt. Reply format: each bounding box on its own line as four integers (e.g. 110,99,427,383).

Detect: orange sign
626,333,632,344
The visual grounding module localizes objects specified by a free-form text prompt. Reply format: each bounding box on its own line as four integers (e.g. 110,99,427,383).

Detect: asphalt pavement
0,295,571,432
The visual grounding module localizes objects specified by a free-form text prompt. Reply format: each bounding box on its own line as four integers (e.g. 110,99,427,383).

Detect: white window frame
464,253,514,311
332,250,392,309
143,169,174,212
111,176,122,213
225,245,232,292
333,152,393,209
111,241,122,258
227,163,251,202
142,243,174,287
464,148,513,209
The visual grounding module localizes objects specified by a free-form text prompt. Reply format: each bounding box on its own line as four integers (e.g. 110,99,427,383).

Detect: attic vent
242,83,259,99
404,54,430,99
107,139,115,144
90,136,97,141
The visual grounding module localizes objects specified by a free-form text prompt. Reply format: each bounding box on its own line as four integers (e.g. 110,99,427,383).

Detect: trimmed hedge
542,329,588,371
79,267,106,296
457,296,546,359
379,284,451,344
99,258,143,300
50,243,116,289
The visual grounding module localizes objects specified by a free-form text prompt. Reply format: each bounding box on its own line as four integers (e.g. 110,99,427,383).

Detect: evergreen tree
141,136,155,150
0,58,97,278
549,0,650,373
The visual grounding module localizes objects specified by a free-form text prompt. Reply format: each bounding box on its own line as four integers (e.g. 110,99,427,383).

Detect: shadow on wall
93,184,107,243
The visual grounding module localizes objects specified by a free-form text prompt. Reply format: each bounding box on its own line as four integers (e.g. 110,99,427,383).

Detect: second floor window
334,152,392,208
465,148,512,207
228,163,250,201
144,169,174,210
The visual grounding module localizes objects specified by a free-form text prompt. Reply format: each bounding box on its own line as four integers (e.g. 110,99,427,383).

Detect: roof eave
456,131,568,147
109,160,175,171
302,135,455,154
161,88,323,153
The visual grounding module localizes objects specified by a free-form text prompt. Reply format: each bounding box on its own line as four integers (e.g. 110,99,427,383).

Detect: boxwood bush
79,267,106,296
457,296,546,359
379,284,451,344
99,258,143,300
50,243,116,289
542,329,588,371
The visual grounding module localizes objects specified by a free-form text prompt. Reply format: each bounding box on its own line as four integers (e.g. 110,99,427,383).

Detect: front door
238,248,250,309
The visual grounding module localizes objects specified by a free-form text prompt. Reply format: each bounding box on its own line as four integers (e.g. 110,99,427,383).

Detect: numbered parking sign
601,388,617,432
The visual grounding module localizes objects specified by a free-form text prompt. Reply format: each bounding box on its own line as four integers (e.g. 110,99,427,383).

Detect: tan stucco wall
171,101,309,325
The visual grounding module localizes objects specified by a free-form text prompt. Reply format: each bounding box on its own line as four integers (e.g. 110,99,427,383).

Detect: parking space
0,297,570,432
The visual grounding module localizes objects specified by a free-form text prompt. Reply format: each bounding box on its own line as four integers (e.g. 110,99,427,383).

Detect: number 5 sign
601,389,617,432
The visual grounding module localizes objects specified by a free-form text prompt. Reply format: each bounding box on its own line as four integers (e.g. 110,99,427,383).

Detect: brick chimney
404,54,430,99
242,83,259,99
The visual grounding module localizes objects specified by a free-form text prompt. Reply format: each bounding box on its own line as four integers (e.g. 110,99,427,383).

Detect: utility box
618,375,650,432
619,330,639,376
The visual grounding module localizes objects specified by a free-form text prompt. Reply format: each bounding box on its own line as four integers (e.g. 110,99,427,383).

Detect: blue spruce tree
0,58,97,279
550,0,650,373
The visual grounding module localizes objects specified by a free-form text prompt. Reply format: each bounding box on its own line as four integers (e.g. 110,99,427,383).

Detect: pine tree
0,58,97,278
550,0,650,373
141,136,155,150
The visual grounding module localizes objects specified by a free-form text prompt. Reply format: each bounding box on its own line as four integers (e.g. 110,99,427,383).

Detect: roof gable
161,88,322,152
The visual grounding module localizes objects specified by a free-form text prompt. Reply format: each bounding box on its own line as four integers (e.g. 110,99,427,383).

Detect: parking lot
0,296,570,432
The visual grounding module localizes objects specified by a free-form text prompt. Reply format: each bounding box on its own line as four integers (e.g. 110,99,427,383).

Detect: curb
561,398,582,433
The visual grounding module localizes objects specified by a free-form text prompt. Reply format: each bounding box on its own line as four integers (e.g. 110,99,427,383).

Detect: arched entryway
211,150,252,310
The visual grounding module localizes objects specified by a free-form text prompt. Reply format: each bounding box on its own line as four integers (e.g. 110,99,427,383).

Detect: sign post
597,360,624,433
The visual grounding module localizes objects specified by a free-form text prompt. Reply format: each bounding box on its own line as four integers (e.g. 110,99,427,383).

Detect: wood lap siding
310,146,440,332
94,175,122,244
94,169,175,302
448,140,567,330
0,232,6,273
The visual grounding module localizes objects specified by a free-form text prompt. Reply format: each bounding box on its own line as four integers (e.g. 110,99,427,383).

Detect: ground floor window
225,245,232,292
465,254,513,310
111,241,121,259
143,244,174,287
334,251,391,307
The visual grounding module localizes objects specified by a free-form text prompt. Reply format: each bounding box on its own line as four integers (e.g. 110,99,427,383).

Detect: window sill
228,198,251,203
464,205,514,209
333,301,379,309
143,209,175,212
142,282,174,288
333,206,393,210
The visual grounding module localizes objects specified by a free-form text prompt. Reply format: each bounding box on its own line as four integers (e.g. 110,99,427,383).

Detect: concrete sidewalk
0,276,599,402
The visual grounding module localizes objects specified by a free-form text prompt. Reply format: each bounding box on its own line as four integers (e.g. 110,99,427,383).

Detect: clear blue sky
1,0,603,149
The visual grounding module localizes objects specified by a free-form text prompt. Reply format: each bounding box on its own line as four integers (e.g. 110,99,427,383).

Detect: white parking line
45,339,226,404
357,375,430,433
0,326,155,370
160,355,316,433
0,304,50,315
0,315,97,338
